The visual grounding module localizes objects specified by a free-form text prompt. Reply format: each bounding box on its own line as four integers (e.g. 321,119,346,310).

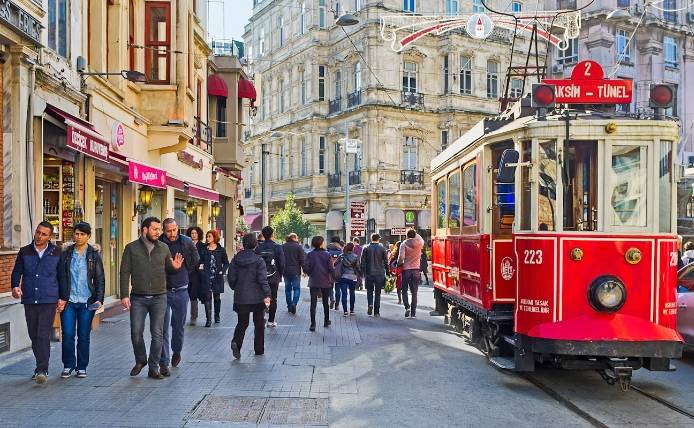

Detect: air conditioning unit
551,64,564,74
687,12,694,24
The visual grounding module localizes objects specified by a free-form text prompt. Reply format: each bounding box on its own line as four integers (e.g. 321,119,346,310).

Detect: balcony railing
328,97,342,114
244,188,252,199
328,172,342,188
347,90,362,108
349,171,361,185
400,169,424,185
194,116,212,154
401,91,424,108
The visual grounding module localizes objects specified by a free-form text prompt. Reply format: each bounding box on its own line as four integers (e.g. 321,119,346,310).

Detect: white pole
344,128,351,240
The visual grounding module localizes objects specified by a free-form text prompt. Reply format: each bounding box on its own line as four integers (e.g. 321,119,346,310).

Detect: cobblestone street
2,280,694,427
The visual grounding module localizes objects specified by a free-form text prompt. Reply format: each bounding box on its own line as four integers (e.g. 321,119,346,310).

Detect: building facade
242,0,544,242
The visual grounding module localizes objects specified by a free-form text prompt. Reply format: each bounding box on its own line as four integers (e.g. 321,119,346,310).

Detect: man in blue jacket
11,221,64,384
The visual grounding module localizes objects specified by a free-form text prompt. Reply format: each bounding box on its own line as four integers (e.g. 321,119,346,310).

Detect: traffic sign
542,60,632,105
344,138,361,154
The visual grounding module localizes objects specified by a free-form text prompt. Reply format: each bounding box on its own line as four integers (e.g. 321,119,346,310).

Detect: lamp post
261,142,269,227
344,127,351,240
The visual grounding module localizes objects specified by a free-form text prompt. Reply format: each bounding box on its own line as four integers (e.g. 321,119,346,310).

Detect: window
473,0,484,13
512,1,522,12
441,130,449,151
319,0,326,28
301,138,308,176
262,85,269,118
463,163,477,226
129,0,136,70
300,70,307,104
664,36,678,68
354,62,362,91
278,16,284,48
443,55,449,93
445,0,459,15
616,29,631,63
279,144,286,179
402,136,418,170
259,28,265,55
404,0,415,13
216,98,226,137
557,38,578,65
145,2,171,83
558,0,577,8
334,142,341,173
300,2,306,34
448,172,461,232
665,84,678,117
335,0,341,15
319,136,326,173
564,141,598,231
486,61,498,99
660,141,672,232
538,141,557,231
520,141,532,230
460,57,472,94
437,180,447,229
279,79,286,112
617,0,630,6
510,78,523,99
335,70,342,100
403,61,417,93
318,65,326,101
355,0,362,11
610,145,648,227
47,0,69,58
663,0,677,22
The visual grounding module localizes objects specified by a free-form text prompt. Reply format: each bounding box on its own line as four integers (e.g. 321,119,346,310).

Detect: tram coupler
600,361,634,391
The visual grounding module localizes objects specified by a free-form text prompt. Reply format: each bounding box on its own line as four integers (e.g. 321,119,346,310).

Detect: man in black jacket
255,226,285,327
282,233,305,314
360,233,389,317
159,218,200,374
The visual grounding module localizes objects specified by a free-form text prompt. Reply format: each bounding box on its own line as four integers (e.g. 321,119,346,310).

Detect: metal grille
190,395,328,425
0,322,10,353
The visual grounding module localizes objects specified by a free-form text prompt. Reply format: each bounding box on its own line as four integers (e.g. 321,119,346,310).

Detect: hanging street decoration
380,10,581,53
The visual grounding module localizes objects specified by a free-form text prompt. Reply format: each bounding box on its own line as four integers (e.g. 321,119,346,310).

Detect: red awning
45,105,110,163
243,213,263,232
207,74,228,98
188,183,220,202
238,78,257,101
166,175,185,191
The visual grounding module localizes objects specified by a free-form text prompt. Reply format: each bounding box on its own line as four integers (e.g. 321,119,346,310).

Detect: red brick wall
0,255,14,293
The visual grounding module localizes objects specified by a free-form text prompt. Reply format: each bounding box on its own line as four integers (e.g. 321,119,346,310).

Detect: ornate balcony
328,172,342,188
400,169,424,185
328,98,342,114
349,171,361,185
401,91,424,108
347,91,362,108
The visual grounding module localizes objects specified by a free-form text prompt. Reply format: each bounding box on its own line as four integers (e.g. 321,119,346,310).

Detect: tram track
518,372,694,427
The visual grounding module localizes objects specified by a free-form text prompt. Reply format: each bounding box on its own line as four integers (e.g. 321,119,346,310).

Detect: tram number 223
523,249,543,265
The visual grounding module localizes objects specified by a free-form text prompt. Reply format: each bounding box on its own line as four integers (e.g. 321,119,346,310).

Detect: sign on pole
390,227,407,236
350,201,366,237
344,139,361,154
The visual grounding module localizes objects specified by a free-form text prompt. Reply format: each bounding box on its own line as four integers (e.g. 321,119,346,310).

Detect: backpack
332,255,344,281
259,248,277,277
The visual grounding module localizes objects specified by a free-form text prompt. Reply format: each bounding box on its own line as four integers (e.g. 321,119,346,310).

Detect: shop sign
177,151,204,170
111,122,125,151
404,210,417,227
128,161,167,189
66,126,109,163
391,227,407,236
0,0,42,46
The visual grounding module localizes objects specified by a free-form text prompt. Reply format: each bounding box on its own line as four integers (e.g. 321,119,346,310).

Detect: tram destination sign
543,60,632,105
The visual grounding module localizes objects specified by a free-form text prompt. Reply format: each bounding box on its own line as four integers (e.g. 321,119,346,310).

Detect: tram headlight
588,276,626,312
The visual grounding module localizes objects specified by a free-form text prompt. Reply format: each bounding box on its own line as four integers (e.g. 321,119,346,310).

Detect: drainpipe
25,61,36,235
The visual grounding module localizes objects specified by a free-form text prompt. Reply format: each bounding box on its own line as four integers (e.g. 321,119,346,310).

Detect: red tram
430,62,683,388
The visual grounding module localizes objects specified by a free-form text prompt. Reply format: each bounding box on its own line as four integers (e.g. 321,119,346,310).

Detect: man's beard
146,233,158,243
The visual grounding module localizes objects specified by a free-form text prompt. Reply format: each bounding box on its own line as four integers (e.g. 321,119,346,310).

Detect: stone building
242,0,544,242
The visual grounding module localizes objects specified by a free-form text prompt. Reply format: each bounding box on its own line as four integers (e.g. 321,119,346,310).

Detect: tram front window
538,140,557,231
563,141,598,231
610,145,648,227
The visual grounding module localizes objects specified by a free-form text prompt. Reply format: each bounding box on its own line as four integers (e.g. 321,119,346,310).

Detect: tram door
490,144,516,302
563,141,598,231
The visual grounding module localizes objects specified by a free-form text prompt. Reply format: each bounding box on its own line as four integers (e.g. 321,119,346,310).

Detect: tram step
489,356,516,370
502,334,518,348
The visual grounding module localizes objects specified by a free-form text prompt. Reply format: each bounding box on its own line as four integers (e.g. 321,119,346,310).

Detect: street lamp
135,186,154,215
185,200,196,218
606,9,632,21
211,203,221,219
335,13,360,27
79,69,148,83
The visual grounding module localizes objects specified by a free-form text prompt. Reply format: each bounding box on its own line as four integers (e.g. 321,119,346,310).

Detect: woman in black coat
200,229,229,326
186,226,207,326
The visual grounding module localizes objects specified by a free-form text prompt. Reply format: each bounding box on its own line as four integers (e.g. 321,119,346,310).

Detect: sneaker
405,309,411,318
60,368,74,379
35,371,48,385
350,311,356,316
411,314,417,319
267,321,278,328
309,324,316,332
159,365,171,377
374,313,381,318
367,305,373,316
31,371,37,380
76,370,87,378
343,312,348,317
324,319,331,327
231,342,241,360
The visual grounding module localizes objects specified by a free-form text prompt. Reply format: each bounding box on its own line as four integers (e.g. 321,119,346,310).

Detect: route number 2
524,249,543,265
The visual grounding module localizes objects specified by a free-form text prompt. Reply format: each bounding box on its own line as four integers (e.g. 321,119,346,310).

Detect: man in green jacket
120,217,183,379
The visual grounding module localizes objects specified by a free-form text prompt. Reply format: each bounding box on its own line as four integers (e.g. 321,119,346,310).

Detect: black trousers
232,303,266,354
267,282,279,322
213,292,222,317
24,304,56,372
310,288,330,325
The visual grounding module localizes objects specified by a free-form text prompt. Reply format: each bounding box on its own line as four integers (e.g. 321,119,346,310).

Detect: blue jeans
130,294,167,370
284,275,301,307
334,282,341,306
339,278,357,312
161,286,189,366
60,302,95,370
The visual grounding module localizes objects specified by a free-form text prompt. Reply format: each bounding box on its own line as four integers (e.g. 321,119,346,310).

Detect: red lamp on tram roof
649,84,673,120
531,84,556,121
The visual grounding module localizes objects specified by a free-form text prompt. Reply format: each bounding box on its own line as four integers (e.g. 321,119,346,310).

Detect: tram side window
448,171,461,234
520,141,532,230
564,141,598,231
610,145,647,227
538,140,557,231
659,141,673,232
437,179,447,230
463,163,477,227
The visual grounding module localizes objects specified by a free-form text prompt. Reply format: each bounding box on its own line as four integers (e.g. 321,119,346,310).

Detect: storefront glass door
95,180,121,298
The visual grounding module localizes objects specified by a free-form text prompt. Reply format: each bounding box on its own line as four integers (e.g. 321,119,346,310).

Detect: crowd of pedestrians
10,217,428,384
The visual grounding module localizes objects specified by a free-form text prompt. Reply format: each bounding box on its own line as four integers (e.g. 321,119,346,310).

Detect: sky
208,0,253,43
